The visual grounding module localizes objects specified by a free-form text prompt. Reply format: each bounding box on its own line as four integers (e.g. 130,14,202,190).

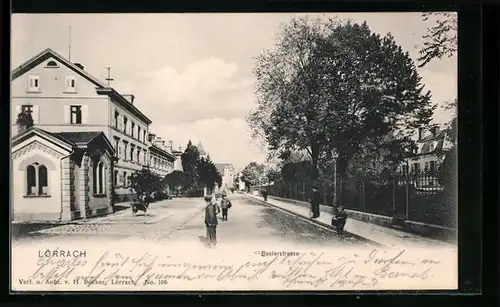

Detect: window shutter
64,105,70,124
82,105,89,124
65,77,70,89
32,105,39,124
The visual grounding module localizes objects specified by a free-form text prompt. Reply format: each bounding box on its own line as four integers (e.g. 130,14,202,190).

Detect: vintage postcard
10,12,458,292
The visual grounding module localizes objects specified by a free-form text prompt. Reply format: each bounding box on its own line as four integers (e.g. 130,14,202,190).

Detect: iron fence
252,171,456,228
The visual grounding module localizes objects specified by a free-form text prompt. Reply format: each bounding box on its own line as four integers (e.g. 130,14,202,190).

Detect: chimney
148,133,156,142
418,127,423,141
168,140,173,151
74,63,84,70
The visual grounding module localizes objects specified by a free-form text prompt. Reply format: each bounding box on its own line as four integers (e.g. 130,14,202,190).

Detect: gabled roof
11,48,107,88
51,131,116,156
12,127,74,153
11,48,152,125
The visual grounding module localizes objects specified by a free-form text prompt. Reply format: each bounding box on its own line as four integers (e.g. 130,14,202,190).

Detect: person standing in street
310,186,321,218
204,195,220,248
220,192,232,221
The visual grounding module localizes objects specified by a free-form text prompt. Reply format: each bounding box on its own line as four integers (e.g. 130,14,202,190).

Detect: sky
11,13,457,170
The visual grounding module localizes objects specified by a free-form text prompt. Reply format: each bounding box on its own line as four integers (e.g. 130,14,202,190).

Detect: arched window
93,161,106,195
25,164,49,196
46,60,58,67
98,162,105,194
26,165,36,195
38,165,48,195
92,162,98,194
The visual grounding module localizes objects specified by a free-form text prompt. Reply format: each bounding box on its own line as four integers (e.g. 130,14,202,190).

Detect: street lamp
331,149,338,208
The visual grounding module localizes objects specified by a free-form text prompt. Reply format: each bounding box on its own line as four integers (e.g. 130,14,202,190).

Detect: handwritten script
17,248,445,290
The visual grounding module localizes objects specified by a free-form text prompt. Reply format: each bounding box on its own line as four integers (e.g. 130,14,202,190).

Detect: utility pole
105,67,114,86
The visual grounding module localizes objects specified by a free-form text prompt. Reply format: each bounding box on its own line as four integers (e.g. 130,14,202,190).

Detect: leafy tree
241,162,268,187
281,161,317,183
16,109,34,133
197,156,222,190
248,17,434,181
129,167,162,198
181,140,200,187
418,12,457,68
164,170,186,194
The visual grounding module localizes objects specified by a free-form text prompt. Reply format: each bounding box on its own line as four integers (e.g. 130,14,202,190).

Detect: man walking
220,192,232,221
310,186,321,218
204,195,220,248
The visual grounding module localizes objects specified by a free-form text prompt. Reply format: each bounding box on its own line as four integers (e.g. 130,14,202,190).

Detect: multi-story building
215,163,235,191
148,135,176,178
11,48,153,196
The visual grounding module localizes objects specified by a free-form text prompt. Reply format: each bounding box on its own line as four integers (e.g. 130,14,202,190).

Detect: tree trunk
310,142,320,180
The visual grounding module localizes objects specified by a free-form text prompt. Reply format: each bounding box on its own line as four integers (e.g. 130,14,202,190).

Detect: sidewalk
243,193,455,249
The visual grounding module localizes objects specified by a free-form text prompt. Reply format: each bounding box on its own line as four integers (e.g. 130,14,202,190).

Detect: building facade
148,136,176,177
11,127,115,222
11,48,153,196
400,125,453,189
215,163,235,191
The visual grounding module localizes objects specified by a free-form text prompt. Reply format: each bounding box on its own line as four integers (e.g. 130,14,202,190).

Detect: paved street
14,194,366,247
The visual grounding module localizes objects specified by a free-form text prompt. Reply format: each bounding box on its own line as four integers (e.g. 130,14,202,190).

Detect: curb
242,193,385,248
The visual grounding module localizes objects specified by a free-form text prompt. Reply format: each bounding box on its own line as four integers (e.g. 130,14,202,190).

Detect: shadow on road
113,204,130,213
198,235,210,248
11,223,68,239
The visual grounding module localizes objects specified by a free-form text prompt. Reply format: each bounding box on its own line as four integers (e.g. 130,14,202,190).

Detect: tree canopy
181,140,200,186
248,17,435,179
197,156,222,190
418,12,457,68
129,167,163,197
164,170,186,191
16,109,34,132
241,162,268,187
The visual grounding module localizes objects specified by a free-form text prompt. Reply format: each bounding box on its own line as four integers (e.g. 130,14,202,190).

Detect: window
25,164,48,196
21,105,34,114
114,112,119,129
138,127,142,142
123,143,128,160
70,105,82,124
65,76,76,93
425,161,429,171
429,161,436,173
123,117,128,134
137,150,140,163
130,147,134,161
123,171,128,186
46,60,58,68
131,122,135,138
114,170,118,186
143,131,146,143
28,76,40,92
92,161,106,195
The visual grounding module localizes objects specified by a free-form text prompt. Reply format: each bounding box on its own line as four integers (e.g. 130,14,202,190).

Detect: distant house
400,125,454,188
11,127,116,222
215,163,235,191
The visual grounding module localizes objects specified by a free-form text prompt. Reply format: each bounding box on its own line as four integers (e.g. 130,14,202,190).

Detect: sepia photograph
10,12,458,292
